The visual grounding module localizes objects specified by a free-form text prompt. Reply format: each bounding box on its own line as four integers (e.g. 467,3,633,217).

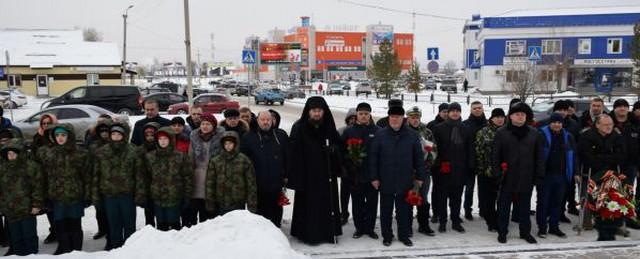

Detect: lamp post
121,4,134,85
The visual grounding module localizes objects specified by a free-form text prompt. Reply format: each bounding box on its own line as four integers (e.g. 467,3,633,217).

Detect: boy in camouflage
144,127,193,231
0,139,43,255
206,131,257,216
93,122,144,248
139,122,162,227
37,124,90,254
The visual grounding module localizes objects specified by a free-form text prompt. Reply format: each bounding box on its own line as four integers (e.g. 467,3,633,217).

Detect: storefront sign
574,59,632,66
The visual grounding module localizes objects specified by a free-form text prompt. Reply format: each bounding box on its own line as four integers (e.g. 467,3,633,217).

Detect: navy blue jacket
241,128,289,192
341,123,379,184
130,116,171,146
369,125,426,194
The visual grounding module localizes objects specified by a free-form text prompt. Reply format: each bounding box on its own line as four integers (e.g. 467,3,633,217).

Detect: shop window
7,74,21,87
505,70,524,82
578,39,591,55
607,38,622,54
87,74,100,85
505,40,526,56
542,39,562,55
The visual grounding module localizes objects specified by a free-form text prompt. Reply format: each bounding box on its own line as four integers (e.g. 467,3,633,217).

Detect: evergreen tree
407,60,422,101
367,39,401,99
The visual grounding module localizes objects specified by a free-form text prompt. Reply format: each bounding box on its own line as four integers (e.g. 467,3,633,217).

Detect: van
45,85,144,115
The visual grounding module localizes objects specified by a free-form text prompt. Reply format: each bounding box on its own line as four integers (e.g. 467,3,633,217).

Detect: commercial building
463,7,640,94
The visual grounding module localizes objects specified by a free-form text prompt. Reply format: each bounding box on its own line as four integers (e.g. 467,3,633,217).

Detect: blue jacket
240,128,289,192
541,126,576,182
369,125,426,194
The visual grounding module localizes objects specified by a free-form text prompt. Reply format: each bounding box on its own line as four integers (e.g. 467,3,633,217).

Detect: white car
0,89,28,108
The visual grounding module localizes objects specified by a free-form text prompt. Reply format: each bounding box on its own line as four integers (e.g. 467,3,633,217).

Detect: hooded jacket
0,139,44,222
220,119,249,136
475,121,501,177
189,126,225,199
205,131,257,213
37,123,90,204
144,127,194,207
92,122,145,205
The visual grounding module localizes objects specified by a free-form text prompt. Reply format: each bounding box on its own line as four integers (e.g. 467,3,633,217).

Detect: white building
463,6,640,94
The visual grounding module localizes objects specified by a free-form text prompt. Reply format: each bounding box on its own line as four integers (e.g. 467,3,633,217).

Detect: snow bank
24,211,309,259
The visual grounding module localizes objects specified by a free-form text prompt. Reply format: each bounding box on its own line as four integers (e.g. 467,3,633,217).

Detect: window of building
578,39,591,55
87,74,100,85
505,70,524,82
7,74,21,87
505,40,526,56
539,70,555,82
607,38,622,54
542,39,562,55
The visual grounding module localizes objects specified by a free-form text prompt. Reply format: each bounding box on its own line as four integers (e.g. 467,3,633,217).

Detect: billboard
370,25,393,45
260,43,302,64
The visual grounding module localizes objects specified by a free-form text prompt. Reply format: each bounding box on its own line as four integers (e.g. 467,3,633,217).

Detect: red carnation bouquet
440,161,451,174
501,162,508,172
587,170,636,221
405,184,424,206
278,187,291,206
346,138,366,167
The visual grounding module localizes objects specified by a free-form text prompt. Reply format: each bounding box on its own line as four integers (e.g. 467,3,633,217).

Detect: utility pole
121,4,134,85
183,0,194,106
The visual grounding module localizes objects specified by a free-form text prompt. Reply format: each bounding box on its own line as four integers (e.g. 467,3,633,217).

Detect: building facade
463,7,640,94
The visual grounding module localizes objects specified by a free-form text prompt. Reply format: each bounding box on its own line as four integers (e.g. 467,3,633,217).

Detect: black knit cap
387,106,405,116
306,97,325,110
388,99,403,108
509,102,529,116
490,108,506,119
552,100,570,111
613,99,629,109
438,103,449,112
170,117,186,126
223,109,240,118
448,102,462,112
633,101,640,112
356,102,372,112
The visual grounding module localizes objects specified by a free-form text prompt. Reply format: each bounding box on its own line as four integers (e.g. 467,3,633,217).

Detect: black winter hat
448,102,462,112
549,112,564,125
223,109,240,118
565,99,575,108
633,101,640,112
388,99,403,108
509,102,530,116
96,124,110,134
490,108,506,119
170,117,186,126
387,106,405,116
613,99,630,109
306,97,326,110
356,102,372,112
438,103,449,112
552,100,570,111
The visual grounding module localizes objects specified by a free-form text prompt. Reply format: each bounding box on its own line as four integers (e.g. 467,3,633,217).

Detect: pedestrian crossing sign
528,46,542,61
242,50,256,64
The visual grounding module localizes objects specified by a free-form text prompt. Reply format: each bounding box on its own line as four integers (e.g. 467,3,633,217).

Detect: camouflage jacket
0,139,44,222
408,122,438,171
92,122,145,205
37,124,91,204
205,131,257,213
144,127,194,207
475,123,501,177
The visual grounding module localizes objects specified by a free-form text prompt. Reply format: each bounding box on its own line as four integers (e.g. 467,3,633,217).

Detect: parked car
140,86,171,96
254,88,285,105
282,87,306,99
440,78,458,93
532,99,609,122
0,89,28,108
143,93,188,112
342,84,352,91
328,83,344,95
424,79,437,90
44,85,144,115
152,81,184,95
14,105,129,145
167,93,239,115
231,86,250,96
355,82,373,95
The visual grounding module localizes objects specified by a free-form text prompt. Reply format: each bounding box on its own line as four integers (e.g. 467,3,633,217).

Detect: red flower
277,191,290,206
501,162,508,171
424,145,433,153
440,161,451,174
405,188,424,206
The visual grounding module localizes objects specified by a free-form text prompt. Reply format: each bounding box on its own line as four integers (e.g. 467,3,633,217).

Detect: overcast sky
1,0,638,68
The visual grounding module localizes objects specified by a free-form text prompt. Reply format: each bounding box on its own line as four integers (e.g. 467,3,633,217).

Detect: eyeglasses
191,113,202,116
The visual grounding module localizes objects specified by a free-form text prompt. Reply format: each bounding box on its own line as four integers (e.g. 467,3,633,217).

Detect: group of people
0,94,639,255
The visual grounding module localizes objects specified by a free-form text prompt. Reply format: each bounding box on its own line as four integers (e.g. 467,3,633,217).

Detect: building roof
0,29,121,67
482,6,640,29
493,5,640,17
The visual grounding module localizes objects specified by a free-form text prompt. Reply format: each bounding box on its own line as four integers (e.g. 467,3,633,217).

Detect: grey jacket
189,126,225,198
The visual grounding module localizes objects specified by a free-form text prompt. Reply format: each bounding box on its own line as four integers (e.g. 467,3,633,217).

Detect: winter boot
71,231,83,251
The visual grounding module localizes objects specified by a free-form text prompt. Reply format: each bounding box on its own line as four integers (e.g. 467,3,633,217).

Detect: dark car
232,86,250,96
140,86,171,96
167,93,240,115
532,99,610,122
282,87,306,99
440,78,458,93
152,81,182,94
144,93,188,112
44,85,143,115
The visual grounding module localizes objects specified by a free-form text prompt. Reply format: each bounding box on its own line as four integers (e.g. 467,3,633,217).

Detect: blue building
463,7,640,94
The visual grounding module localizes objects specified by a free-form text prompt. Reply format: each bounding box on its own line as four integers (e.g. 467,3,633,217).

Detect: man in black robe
288,96,343,244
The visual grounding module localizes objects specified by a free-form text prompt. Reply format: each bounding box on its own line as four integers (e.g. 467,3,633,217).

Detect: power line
337,0,465,22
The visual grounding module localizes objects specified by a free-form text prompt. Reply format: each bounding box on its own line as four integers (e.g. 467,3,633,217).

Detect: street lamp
121,4,134,85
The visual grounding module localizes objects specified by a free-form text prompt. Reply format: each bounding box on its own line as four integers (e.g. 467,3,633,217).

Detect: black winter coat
492,124,545,193
433,119,473,187
240,129,289,193
341,123,380,184
609,112,640,167
577,128,627,178
369,125,426,194
131,116,171,146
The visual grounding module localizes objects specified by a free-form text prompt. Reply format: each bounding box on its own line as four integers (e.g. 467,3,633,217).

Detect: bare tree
501,61,555,103
83,27,103,42
442,60,457,75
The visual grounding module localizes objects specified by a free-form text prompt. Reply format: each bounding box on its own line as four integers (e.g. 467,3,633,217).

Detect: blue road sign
242,50,256,64
427,48,439,60
528,46,542,61
427,61,439,73
0,67,3,79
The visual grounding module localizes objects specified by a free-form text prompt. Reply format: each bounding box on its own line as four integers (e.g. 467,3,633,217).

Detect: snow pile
26,211,309,259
